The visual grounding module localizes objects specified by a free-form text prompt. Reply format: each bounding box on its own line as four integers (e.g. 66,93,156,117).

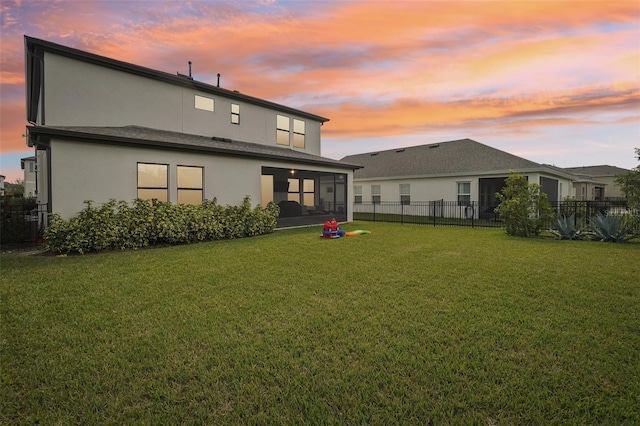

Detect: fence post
471,201,475,228
401,202,404,225
373,201,376,222
433,201,437,227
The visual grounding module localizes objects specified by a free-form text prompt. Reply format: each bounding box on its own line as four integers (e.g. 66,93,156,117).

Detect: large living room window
137,163,168,202
277,115,290,146
457,182,471,205
293,119,305,148
177,165,203,205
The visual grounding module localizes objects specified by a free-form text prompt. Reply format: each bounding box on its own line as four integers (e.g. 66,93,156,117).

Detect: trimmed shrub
495,171,554,237
43,197,279,254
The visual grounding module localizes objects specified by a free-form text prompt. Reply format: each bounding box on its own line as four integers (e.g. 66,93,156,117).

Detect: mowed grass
1,222,639,424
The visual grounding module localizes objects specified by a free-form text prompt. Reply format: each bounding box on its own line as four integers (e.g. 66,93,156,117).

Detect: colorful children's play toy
344,230,371,236
321,219,369,239
321,218,345,238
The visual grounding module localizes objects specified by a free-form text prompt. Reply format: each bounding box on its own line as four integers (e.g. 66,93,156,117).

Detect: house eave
27,125,360,171
353,167,576,182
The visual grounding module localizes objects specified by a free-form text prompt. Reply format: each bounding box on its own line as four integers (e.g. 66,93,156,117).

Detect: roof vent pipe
217,73,220,87
188,61,192,78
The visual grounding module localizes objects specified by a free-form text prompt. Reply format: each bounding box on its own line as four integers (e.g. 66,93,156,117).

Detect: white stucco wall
354,172,575,204
21,159,37,197
354,176,477,203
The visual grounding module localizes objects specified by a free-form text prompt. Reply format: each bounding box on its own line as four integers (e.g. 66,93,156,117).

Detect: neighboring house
0,175,5,196
20,156,37,197
24,36,358,227
341,139,576,218
563,165,630,200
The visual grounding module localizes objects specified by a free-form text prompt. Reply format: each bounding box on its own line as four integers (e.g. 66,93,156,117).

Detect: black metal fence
0,200,48,251
353,200,633,229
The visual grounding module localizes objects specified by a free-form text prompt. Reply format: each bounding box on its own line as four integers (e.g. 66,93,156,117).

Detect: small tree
495,171,553,237
614,148,640,234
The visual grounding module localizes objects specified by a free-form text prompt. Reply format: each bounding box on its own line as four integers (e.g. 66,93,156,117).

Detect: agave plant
589,212,632,243
551,214,583,240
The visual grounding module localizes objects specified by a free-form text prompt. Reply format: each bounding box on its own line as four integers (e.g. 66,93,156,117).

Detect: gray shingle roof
563,165,630,177
28,125,359,170
341,138,550,179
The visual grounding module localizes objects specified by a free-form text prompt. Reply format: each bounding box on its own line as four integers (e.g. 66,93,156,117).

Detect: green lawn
2,222,639,424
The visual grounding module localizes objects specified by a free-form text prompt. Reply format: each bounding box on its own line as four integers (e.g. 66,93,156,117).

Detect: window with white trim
354,185,362,204
457,182,471,206
400,183,410,205
371,184,381,204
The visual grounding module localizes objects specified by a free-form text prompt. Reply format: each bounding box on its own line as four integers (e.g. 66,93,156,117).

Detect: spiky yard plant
589,212,632,243
551,215,584,240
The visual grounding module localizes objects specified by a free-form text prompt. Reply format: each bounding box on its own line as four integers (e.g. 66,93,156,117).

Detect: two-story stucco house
24,36,358,227
341,139,576,218
20,156,37,197
563,165,630,201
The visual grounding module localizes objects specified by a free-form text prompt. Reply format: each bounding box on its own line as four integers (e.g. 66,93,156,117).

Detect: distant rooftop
563,165,630,177
341,138,569,179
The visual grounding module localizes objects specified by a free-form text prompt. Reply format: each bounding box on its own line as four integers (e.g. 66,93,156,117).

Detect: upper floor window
293,119,305,148
231,103,240,124
138,163,168,202
354,185,362,204
457,182,471,206
195,95,214,112
277,115,290,146
400,184,410,205
177,165,203,205
371,184,381,204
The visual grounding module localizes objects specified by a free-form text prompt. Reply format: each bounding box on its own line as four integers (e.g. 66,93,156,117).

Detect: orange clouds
0,0,638,168
316,85,640,138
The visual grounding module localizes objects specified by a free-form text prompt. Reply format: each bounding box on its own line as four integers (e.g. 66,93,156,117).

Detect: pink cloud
1,0,638,170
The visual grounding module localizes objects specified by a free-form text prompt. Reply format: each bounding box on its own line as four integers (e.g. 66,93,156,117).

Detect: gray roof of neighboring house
27,125,360,170
563,165,630,178
341,138,569,179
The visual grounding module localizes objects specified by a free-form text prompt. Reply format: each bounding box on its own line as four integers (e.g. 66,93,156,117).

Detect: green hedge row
43,197,279,254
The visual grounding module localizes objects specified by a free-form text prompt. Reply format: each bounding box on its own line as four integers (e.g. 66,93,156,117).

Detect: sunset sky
1,0,639,182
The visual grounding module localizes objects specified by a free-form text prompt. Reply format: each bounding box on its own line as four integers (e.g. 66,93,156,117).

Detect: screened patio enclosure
261,167,347,227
